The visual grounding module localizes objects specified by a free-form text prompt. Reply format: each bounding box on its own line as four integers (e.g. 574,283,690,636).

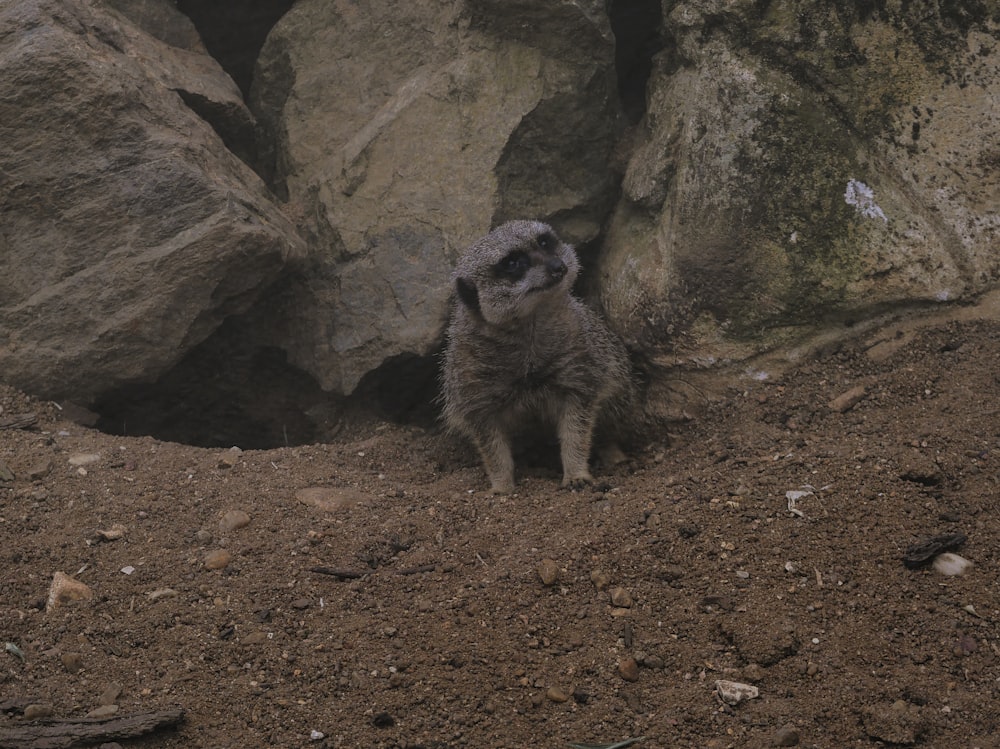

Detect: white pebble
933,552,972,576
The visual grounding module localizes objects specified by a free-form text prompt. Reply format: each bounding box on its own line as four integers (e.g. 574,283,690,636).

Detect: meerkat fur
442,220,630,493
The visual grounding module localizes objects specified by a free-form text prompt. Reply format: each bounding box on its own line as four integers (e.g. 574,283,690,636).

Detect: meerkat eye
495,251,530,280
536,232,556,250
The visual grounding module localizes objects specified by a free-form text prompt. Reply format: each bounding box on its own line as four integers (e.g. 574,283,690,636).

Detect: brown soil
2,311,998,749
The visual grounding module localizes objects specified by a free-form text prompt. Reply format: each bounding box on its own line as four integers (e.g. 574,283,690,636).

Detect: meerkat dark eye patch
494,251,531,281
536,231,557,251
455,276,480,313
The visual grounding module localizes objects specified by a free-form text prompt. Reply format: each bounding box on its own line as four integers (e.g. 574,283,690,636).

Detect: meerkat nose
546,257,567,280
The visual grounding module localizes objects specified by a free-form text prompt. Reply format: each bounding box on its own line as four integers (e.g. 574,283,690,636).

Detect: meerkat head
453,220,580,327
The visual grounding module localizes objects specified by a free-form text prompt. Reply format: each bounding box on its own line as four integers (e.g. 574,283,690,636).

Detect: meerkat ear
455,277,480,313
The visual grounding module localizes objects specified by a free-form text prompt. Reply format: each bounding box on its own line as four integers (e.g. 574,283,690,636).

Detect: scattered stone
295,486,368,512
641,654,665,669
898,452,942,485
68,453,101,467
0,460,14,482
194,530,213,545
147,588,179,601
291,598,312,610
217,447,242,469
310,730,325,741
545,686,569,702
85,704,119,719
204,549,233,570
27,461,52,480
609,587,633,608
219,510,251,533
537,558,560,586
23,704,53,720
715,679,759,705
590,569,611,590
95,524,127,542
772,723,801,746
371,711,395,728
933,552,973,576
618,657,640,682
242,632,269,645
120,566,136,575
828,385,868,412
98,683,123,706
61,652,84,673
902,532,966,569
46,571,94,611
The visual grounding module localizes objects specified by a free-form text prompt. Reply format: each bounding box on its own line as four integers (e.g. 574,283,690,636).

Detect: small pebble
147,588,179,601
537,558,560,586
23,704,53,720
609,587,633,608
715,679,759,705
217,447,242,468
194,530,213,545
96,524,127,542
772,723,801,746
98,683,122,706
204,549,233,570
219,510,251,533
618,657,640,682
61,652,84,673
641,654,665,669
27,461,52,480
546,686,569,702
46,571,94,611
68,453,100,467
933,552,972,576
295,486,368,512
590,569,611,590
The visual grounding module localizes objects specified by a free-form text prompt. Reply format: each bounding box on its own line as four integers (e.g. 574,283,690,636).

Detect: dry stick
308,566,366,579
0,413,37,430
0,707,184,749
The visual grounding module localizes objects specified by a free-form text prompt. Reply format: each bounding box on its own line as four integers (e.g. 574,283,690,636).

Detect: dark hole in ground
608,0,664,123
175,0,295,99
92,320,441,449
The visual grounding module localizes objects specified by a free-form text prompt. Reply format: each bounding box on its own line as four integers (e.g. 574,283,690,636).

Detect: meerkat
441,220,630,494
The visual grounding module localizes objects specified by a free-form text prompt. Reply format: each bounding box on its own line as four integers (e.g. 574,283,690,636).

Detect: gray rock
0,0,302,404
250,0,620,393
599,1,999,368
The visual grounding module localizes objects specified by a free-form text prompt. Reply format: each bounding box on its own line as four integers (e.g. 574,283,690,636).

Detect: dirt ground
2,306,999,749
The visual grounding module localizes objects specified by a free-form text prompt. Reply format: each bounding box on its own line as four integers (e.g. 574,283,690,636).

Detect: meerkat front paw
561,474,593,491
489,477,516,495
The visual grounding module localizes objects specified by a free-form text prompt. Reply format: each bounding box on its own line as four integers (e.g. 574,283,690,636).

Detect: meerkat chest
499,328,591,396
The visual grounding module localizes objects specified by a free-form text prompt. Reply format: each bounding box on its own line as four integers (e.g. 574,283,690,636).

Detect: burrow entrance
92,318,441,449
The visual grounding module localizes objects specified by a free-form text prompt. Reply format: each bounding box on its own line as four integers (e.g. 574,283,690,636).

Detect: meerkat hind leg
557,406,596,489
476,425,516,494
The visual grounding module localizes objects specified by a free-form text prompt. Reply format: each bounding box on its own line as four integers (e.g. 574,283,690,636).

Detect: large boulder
598,0,1000,363
250,0,621,394
0,0,302,403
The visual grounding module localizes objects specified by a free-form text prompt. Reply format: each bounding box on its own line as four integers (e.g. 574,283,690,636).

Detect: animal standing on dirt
441,220,630,493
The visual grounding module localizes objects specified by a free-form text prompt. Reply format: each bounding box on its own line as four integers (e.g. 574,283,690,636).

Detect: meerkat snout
442,220,631,494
